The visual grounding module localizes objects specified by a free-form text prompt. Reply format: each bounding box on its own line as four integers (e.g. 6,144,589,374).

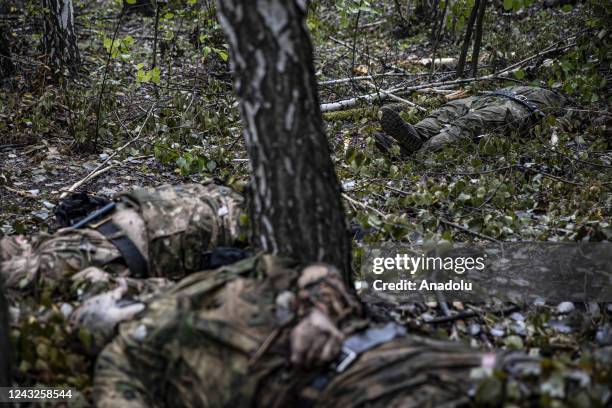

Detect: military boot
379,107,424,154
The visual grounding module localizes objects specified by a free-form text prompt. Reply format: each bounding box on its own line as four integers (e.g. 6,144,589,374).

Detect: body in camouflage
379,86,567,154
93,254,608,407
0,183,245,293
1,183,246,388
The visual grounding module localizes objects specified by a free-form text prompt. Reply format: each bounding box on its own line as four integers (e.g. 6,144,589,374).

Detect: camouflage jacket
414,86,566,151
112,183,245,279
0,183,246,293
94,255,365,407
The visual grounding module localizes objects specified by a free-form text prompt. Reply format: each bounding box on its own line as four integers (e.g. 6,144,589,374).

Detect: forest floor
0,0,611,400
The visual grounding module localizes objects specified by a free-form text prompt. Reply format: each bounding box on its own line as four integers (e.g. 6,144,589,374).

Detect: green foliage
135,64,161,84
103,35,134,60
502,0,533,12
545,2,611,103
447,0,475,31
334,0,381,29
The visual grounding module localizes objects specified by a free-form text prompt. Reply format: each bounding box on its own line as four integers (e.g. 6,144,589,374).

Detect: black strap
97,221,149,278
491,89,543,116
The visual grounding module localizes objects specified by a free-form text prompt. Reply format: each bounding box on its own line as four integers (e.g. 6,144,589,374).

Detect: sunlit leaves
135,65,161,84
103,35,134,60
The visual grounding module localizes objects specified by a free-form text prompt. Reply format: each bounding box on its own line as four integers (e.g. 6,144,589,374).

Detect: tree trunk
470,0,487,78
0,278,12,388
0,26,15,77
42,0,80,72
456,0,479,78
430,0,448,77
217,0,353,284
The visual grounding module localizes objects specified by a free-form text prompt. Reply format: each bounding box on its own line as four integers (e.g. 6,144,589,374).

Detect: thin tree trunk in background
429,0,440,43
0,26,14,77
0,278,12,388
430,0,448,78
217,0,353,284
42,0,80,72
470,0,487,78
456,0,479,78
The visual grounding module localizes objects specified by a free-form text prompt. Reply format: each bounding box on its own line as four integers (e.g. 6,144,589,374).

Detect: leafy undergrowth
0,0,610,402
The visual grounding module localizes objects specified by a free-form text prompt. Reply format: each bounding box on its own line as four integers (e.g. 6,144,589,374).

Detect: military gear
70,202,116,229
94,255,367,407
380,107,424,153
92,255,481,407
379,86,567,155
0,183,245,292
94,254,608,407
55,192,113,228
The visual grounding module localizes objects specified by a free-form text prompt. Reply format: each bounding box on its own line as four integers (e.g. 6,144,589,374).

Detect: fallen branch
60,106,155,199
319,72,406,86
365,81,428,112
439,218,501,243
320,38,578,113
3,185,38,199
59,165,114,199
320,84,404,112
342,193,386,217
424,304,520,324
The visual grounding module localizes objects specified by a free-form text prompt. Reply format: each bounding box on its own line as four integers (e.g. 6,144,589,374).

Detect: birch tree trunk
217,0,353,284
42,0,80,72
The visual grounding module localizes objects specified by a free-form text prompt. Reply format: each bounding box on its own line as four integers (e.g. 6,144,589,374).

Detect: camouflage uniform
93,254,609,408
0,183,245,293
379,86,567,154
93,255,610,408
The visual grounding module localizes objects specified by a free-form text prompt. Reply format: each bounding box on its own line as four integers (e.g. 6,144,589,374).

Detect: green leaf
151,67,161,85
214,49,228,62
561,4,572,12
503,0,513,11
125,0,136,4
514,69,525,79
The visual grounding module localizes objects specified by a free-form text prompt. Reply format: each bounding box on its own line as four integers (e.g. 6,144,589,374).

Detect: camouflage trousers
412,86,566,151
0,183,245,293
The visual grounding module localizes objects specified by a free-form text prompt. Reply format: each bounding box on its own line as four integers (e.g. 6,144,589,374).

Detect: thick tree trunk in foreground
42,0,80,72
217,0,353,283
0,278,12,387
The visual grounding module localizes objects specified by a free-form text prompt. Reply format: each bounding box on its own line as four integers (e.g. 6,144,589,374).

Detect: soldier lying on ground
0,183,245,292
376,86,567,155
0,183,247,346
94,254,610,407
